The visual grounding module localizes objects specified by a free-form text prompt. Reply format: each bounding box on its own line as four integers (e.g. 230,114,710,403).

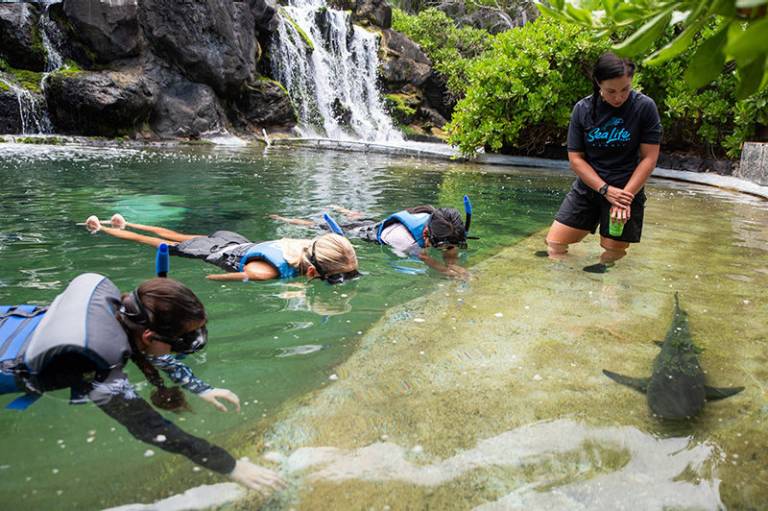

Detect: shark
603,293,744,420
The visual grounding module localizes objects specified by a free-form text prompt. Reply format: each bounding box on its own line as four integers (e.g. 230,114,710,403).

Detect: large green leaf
613,8,674,56
684,23,729,89
645,18,707,65
736,54,767,99
725,18,768,63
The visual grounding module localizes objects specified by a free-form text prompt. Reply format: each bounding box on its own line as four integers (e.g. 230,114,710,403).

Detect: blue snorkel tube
323,213,345,236
463,195,472,233
156,243,170,278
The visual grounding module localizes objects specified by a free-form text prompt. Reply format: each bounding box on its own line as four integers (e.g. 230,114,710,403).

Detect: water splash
270,0,402,143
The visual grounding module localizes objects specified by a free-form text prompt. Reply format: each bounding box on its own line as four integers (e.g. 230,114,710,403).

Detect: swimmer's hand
110,213,126,229
85,215,101,233
198,388,241,413
446,265,471,281
229,459,286,496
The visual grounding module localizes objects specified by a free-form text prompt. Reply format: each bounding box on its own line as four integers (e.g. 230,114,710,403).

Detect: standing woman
545,52,662,273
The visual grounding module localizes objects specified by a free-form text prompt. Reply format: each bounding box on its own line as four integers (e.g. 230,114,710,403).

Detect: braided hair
119,278,206,412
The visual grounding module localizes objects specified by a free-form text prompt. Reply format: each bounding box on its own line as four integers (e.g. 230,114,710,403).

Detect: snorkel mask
119,290,208,355
308,240,361,285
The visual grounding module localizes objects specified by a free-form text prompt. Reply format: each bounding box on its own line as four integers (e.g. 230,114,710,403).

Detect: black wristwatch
598,184,609,196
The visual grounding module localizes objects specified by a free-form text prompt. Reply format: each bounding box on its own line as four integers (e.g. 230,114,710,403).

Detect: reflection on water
285,419,722,510
0,143,766,509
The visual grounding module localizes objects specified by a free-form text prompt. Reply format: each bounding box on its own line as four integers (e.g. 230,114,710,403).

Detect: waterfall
0,75,52,134
39,1,64,73
270,0,402,143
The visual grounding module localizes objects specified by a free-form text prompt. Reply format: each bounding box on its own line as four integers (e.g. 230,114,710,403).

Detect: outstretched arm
91,370,284,494
418,249,469,280
206,260,280,281
269,214,317,227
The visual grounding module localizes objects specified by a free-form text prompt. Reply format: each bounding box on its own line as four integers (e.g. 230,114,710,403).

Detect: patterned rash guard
146,354,214,395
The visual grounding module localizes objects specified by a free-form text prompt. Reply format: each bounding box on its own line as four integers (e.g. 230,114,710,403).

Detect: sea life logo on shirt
587,117,631,146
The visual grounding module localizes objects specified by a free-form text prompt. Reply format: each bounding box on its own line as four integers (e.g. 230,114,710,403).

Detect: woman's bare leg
545,221,590,258
99,226,175,248
329,205,364,220
599,237,630,263
123,222,201,242
269,214,317,227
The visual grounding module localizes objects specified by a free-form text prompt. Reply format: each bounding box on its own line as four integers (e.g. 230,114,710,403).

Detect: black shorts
170,231,251,259
554,180,647,243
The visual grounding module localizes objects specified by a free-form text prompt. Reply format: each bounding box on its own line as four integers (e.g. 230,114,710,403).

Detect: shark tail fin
602,370,649,394
705,385,745,401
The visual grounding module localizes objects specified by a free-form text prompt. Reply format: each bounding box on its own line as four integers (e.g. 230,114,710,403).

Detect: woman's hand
198,388,241,412
229,459,286,497
605,186,634,208
610,205,631,222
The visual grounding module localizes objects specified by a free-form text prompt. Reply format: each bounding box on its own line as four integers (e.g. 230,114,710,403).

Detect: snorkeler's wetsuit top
0,273,235,474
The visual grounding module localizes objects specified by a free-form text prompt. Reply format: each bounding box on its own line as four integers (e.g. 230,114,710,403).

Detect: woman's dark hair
405,205,467,246
591,52,635,121
119,278,206,412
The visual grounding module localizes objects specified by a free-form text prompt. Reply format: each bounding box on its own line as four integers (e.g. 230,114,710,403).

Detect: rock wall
0,0,439,141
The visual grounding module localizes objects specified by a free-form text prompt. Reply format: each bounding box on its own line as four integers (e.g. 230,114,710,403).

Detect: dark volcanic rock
233,79,296,130
249,0,279,34
462,6,514,34
150,81,225,138
45,70,155,136
422,71,454,120
62,0,141,64
379,29,431,89
140,0,257,96
0,91,22,134
0,3,47,71
354,0,392,29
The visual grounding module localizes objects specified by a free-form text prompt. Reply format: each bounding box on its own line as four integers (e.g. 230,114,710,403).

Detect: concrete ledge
274,138,768,200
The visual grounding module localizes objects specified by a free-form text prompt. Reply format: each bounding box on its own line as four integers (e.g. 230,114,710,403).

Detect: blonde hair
279,233,358,276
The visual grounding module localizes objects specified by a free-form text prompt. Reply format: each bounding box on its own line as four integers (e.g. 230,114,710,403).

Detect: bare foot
110,213,126,230
85,215,101,233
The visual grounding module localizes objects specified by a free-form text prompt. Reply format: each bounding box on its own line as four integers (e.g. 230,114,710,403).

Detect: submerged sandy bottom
124,183,767,510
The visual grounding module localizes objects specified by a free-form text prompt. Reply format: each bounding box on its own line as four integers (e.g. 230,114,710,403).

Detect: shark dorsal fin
705,385,745,401
603,370,649,394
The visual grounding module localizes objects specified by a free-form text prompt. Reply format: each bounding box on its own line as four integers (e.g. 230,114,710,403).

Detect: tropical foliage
538,0,768,98
392,8,492,101
445,17,609,154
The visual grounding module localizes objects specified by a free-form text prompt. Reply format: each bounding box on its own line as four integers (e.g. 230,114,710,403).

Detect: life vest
0,273,131,409
376,211,431,248
238,241,298,278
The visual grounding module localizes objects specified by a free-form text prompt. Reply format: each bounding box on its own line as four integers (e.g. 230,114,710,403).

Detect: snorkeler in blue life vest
83,214,360,285
270,200,474,279
0,274,285,496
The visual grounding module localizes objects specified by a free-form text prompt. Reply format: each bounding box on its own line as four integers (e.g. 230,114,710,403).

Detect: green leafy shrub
392,8,491,101
637,22,768,158
447,17,608,155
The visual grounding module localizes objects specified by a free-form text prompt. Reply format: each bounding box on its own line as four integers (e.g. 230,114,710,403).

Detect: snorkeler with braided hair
0,274,285,496
83,214,359,285
271,204,471,279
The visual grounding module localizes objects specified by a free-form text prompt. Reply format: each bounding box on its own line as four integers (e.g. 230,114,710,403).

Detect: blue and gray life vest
206,241,298,278
0,273,131,409
376,211,431,248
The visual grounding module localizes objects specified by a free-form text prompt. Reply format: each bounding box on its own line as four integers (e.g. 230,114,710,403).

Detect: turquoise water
0,143,567,509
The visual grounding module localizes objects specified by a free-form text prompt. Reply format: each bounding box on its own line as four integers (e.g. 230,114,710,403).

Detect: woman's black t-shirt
567,90,662,187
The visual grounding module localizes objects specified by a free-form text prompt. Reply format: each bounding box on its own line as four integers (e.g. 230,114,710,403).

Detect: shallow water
0,143,766,510
0,142,563,509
